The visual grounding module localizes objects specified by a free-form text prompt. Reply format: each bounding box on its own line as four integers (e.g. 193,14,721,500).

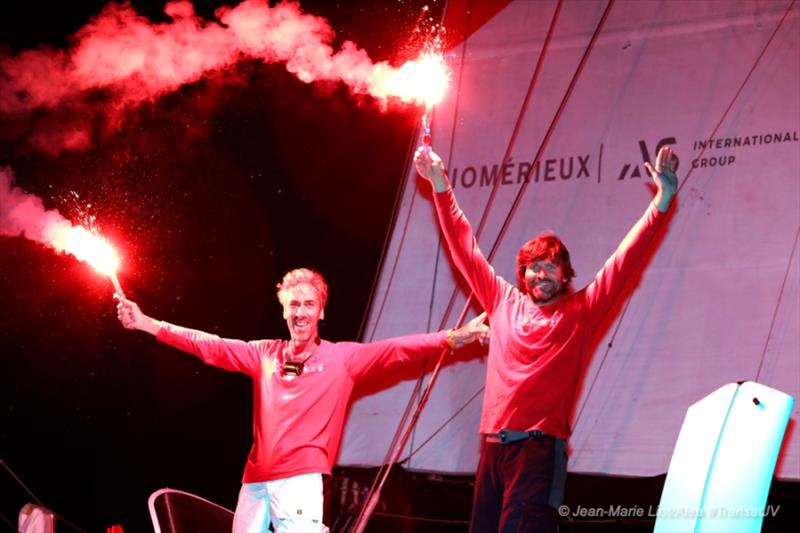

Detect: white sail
339,0,799,479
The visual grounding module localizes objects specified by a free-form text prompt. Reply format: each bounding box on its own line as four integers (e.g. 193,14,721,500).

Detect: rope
1,459,88,533
399,386,484,463
755,224,800,382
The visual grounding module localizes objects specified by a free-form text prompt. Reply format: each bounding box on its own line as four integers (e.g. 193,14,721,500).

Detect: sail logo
449,154,592,189
617,138,678,181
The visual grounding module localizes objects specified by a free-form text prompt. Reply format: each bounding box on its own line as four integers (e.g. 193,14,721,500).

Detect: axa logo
617,137,679,180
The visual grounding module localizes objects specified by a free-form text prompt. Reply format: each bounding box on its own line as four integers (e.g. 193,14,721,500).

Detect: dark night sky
0,1,445,530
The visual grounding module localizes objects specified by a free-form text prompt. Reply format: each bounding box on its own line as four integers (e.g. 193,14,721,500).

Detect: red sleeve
344,331,448,380
433,188,509,313
584,202,667,314
156,322,264,378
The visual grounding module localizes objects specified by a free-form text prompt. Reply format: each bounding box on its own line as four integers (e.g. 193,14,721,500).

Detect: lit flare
48,223,124,295
380,51,449,107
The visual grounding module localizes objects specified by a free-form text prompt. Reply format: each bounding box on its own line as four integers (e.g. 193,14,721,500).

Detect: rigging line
412,0,477,468
363,0,530,344
356,134,428,479
398,385,485,464
426,0,475,336
353,1,475,521
480,0,614,270
755,224,800,382
357,125,437,497
349,119,433,533
428,0,488,334
354,2,606,530
676,0,798,197
351,298,475,533
369,511,469,525
1,459,89,533
382,0,567,475
408,0,486,463
361,138,423,343
2,459,44,506
0,512,16,529
572,0,798,432
375,375,424,480
350,143,426,513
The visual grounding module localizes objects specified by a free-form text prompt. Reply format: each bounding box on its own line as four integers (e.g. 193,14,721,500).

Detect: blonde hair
276,268,328,307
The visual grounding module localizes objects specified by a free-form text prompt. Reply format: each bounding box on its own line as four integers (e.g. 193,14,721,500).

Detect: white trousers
232,473,328,533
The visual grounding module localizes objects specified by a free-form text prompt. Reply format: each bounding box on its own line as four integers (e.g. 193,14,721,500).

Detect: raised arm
346,313,490,380
414,147,507,312
414,146,450,193
116,294,261,376
585,145,678,310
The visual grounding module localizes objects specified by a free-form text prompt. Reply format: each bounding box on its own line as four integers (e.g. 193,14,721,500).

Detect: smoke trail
0,167,65,243
0,167,118,271
0,0,440,154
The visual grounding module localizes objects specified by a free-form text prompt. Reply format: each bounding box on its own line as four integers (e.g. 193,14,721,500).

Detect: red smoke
0,0,443,154
0,167,67,244
0,167,120,276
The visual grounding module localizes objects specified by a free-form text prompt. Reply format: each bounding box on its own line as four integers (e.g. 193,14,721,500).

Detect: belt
485,429,551,444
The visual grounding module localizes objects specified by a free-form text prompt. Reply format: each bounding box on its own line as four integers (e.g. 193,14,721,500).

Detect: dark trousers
469,435,567,533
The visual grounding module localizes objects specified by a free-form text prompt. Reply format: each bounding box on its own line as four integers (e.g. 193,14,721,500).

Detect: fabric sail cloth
338,0,799,478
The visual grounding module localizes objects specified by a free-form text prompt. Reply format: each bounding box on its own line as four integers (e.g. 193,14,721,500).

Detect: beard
530,279,563,304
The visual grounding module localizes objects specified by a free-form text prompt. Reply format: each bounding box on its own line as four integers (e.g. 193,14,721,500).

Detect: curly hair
276,268,329,308
516,232,576,290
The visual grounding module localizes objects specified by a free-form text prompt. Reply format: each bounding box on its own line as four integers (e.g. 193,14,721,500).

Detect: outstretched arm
115,293,261,376
585,145,679,311
446,312,490,349
413,147,507,313
347,313,490,379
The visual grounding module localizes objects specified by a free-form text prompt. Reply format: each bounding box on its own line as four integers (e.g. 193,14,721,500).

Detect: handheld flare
413,48,447,153
51,224,124,299
421,107,432,154
110,272,126,299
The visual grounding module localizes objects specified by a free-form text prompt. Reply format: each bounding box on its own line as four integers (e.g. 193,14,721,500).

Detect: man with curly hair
415,145,678,532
